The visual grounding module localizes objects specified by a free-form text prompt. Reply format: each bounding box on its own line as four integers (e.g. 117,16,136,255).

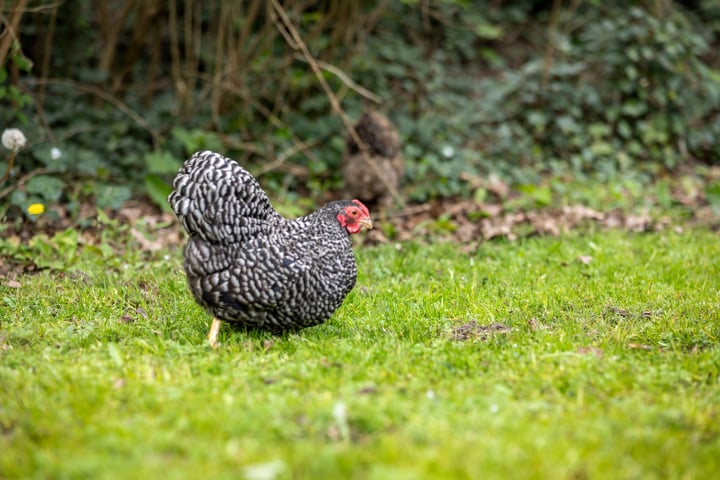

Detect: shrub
1,1,719,218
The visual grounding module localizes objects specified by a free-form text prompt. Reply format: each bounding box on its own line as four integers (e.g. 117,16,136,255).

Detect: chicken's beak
359,217,373,231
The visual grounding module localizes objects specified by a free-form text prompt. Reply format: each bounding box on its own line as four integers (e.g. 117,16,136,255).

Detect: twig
37,3,59,105
541,0,563,88
96,0,135,92
386,203,432,219
0,167,50,201
421,0,431,31
255,138,320,177
26,78,162,148
217,78,323,173
270,0,403,206
0,150,17,184
3,1,61,14
292,53,382,104
272,9,298,49
0,0,29,68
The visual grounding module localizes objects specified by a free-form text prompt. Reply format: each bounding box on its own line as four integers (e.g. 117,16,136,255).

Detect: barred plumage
342,111,403,206
168,151,372,345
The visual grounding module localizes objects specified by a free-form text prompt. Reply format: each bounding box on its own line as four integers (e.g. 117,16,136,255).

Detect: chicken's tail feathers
168,150,283,243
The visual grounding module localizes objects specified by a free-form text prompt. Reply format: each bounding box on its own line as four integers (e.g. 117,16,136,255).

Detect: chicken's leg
207,317,222,348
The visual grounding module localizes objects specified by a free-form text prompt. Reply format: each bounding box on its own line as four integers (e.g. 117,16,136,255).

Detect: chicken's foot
208,317,222,348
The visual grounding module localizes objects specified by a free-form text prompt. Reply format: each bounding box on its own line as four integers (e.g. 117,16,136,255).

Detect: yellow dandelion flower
27,203,45,215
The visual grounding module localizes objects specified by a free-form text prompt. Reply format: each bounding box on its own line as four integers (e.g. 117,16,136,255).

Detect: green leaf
473,187,488,205
474,22,503,40
33,145,68,172
95,185,132,210
588,123,611,139
25,175,66,202
705,182,720,216
556,116,578,134
75,148,105,175
171,128,223,155
145,151,181,175
621,101,647,117
518,184,552,207
145,174,173,212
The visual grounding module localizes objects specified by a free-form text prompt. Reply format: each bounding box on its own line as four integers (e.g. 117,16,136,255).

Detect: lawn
1,228,719,479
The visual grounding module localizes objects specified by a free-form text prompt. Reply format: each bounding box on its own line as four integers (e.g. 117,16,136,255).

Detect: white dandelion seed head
441,145,455,158
2,128,27,151
50,147,62,160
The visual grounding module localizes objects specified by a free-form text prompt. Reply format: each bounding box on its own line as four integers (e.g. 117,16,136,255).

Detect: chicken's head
337,199,372,234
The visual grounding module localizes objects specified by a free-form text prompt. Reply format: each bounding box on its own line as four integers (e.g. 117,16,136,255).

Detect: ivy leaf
145,174,173,212
171,128,223,155
25,175,66,202
145,151,181,175
518,184,552,207
95,184,132,210
475,22,503,40
705,182,720,216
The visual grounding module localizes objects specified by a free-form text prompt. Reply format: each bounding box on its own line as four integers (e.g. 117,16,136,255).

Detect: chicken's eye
349,208,359,217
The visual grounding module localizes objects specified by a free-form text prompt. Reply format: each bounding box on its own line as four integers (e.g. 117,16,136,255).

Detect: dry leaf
605,305,630,318
577,346,603,358
527,211,562,236
528,317,542,331
479,203,503,218
487,173,510,199
130,227,165,252
451,321,512,341
357,386,378,395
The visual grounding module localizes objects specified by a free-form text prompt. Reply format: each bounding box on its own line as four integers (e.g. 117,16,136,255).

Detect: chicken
168,150,372,347
342,111,404,206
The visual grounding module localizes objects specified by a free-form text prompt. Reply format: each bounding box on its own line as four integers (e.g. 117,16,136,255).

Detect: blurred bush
0,0,719,221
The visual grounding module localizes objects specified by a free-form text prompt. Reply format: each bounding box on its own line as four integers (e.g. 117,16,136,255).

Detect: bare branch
270,0,403,206
0,0,29,68
0,168,50,201
27,78,162,148
292,53,382,104
217,78,323,174
255,138,320,177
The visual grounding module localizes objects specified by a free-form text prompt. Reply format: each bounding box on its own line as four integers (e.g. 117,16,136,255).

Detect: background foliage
1,0,720,223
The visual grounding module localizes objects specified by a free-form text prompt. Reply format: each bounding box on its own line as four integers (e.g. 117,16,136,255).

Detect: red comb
352,199,370,216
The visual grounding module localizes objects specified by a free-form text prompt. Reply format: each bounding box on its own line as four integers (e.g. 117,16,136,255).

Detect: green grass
1,229,719,479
